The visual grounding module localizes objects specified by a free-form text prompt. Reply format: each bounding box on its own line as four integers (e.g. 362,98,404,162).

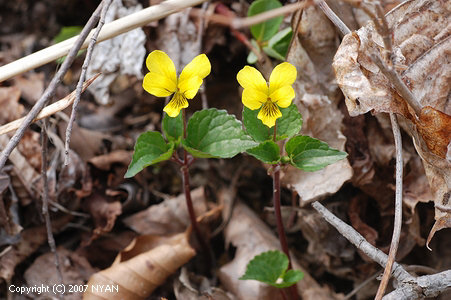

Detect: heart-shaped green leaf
248,0,283,42
125,131,174,178
240,250,303,288
243,103,302,142
263,27,293,61
182,108,257,158
247,141,280,164
162,112,183,144
285,135,347,171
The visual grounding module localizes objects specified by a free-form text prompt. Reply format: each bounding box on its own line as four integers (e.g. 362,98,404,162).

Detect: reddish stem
273,124,299,300
180,109,213,272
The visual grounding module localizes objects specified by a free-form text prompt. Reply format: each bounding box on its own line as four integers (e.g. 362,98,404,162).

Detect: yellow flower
237,62,297,128
142,50,211,117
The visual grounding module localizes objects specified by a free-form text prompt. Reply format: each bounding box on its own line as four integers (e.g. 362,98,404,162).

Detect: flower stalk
273,124,298,300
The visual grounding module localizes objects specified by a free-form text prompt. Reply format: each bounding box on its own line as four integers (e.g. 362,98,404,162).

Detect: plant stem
180,109,213,272
273,124,298,300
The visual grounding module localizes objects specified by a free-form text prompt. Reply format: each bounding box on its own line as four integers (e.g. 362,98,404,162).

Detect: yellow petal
269,62,297,94
142,72,176,97
178,75,203,99
242,88,266,110
237,66,268,93
145,50,177,93
179,54,211,83
270,85,295,108
163,93,189,117
257,101,282,128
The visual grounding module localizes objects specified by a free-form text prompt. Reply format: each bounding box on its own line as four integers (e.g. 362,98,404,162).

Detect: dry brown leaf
333,0,450,117
333,0,451,244
24,247,96,300
173,267,234,300
83,231,196,300
88,150,132,171
123,187,207,235
218,202,339,300
0,86,23,124
0,216,71,282
12,72,44,104
84,192,122,244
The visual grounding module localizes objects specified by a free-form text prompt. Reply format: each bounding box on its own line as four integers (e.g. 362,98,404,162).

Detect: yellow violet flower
142,50,211,117
237,62,297,128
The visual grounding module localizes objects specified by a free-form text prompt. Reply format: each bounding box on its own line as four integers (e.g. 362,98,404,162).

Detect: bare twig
361,2,421,116
344,271,381,300
0,0,209,82
375,113,403,300
316,0,351,35
311,201,413,282
383,270,451,300
0,74,99,136
64,0,112,165
40,119,64,299
196,2,209,109
232,1,311,29
0,3,104,172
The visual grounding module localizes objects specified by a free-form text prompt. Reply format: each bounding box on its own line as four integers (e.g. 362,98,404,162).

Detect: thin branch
311,201,413,282
375,113,403,300
64,0,112,165
232,1,311,29
40,119,64,299
0,0,209,82
362,2,421,116
0,74,99,136
383,270,451,300
370,54,421,116
316,0,351,35
0,3,104,172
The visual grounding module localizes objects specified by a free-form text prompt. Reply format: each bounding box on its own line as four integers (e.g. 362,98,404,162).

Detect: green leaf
239,250,303,288
248,0,283,41
247,39,260,64
243,104,302,142
125,132,174,178
263,27,293,61
247,141,280,164
182,108,258,158
53,26,85,63
162,112,183,144
285,135,348,171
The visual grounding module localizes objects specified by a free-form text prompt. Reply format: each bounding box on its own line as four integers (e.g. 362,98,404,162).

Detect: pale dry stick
311,201,413,282
375,114,403,300
196,2,209,109
383,270,451,300
0,3,104,172
316,0,351,35
64,0,112,165
0,0,209,83
0,75,99,136
358,2,422,116
40,119,64,300
231,1,311,29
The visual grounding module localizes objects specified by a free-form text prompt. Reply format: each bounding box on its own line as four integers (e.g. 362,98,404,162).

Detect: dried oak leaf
333,0,451,245
123,187,207,236
333,0,450,117
83,231,195,300
24,247,95,300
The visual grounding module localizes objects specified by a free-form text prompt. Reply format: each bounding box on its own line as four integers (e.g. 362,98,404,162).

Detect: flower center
261,100,279,117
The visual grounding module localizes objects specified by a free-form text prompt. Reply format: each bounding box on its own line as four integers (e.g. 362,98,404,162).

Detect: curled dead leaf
83,231,195,300
416,106,451,159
